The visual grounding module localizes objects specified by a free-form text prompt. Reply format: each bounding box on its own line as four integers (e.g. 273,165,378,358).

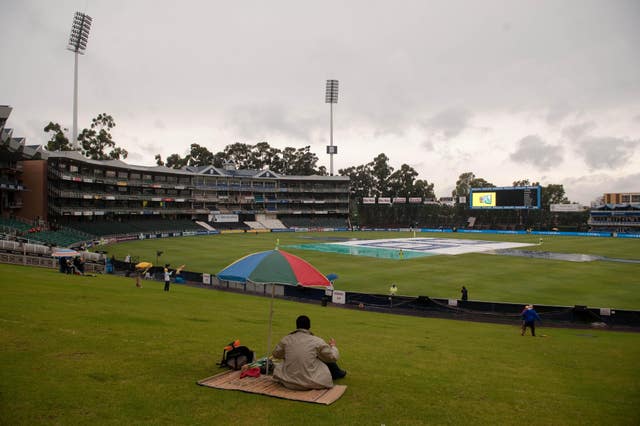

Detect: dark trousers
164,281,170,291
325,362,346,379
522,321,536,336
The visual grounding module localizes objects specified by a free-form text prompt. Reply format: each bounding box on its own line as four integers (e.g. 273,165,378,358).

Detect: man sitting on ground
272,315,346,390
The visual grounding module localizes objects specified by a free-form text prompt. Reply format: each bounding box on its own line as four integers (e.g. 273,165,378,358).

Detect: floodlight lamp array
67,12,92,54
325,79,339,103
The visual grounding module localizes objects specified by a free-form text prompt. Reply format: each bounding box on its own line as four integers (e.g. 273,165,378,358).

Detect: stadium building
44,151,350,232
588,196,640,233
0,107,350,243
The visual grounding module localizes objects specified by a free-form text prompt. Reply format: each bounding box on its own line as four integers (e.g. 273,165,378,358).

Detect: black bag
218,343,255,370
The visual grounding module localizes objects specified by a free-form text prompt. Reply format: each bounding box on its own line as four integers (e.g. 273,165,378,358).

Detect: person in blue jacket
521,305,542,336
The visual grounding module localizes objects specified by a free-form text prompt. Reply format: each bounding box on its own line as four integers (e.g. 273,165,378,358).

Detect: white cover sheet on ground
335,237,533,255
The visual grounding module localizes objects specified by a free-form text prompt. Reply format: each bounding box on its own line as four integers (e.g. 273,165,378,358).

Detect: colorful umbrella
217,250,331,288
217,250,331,373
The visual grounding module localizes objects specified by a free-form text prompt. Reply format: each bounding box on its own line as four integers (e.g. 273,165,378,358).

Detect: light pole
325,79,339,175
67,11,93,150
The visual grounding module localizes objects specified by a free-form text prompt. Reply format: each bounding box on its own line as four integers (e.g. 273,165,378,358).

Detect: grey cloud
154,120,166,129
563,172,640,205
421,139,435,151
561,121,596,141
126,151,144,161
545,103,573,125
425,108,472,139
634,115,640,123
509,135,563,170
140,142,160,153
228,103,319,142
574,137,639,169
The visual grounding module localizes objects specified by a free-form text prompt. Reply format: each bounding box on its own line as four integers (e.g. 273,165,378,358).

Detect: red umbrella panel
217,250,331,288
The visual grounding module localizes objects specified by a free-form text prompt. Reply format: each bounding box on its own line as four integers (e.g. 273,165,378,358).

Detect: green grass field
1,264,639,425
104,231,640,309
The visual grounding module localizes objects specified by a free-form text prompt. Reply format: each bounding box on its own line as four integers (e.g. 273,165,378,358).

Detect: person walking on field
461,286,468,301
521,305,542,336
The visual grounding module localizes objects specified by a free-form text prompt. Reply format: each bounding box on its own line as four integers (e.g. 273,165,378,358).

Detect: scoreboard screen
469,186,541,210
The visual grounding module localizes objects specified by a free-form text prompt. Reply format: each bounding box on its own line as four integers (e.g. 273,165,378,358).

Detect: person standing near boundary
163,264,173,292
389,283,398,308
461,286,468,301
521,305,542,336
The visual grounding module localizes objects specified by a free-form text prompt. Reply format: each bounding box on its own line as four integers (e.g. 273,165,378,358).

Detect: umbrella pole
266,283,275,375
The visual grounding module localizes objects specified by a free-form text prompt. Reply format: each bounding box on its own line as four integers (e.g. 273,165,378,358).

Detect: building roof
43,150,194,175
592,203,640,211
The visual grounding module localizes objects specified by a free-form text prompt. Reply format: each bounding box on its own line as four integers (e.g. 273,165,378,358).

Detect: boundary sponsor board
332,290,346,304
213,214,239,223
550,203,584,212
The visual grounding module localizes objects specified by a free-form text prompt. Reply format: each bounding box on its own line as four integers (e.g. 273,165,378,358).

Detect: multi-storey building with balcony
41,151,350,230
0,105,34,221
588,193,640,233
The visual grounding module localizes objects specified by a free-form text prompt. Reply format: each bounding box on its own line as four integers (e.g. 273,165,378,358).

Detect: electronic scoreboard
469,186,541,209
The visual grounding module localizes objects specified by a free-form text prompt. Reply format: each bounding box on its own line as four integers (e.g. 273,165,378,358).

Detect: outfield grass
103,231,640,309
1,264,639,425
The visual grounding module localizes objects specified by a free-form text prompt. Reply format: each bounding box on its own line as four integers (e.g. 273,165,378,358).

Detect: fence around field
107,259,640,329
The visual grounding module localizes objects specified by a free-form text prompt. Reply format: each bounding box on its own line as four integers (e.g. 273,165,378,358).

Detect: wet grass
104,231,640,309
1,264,639,425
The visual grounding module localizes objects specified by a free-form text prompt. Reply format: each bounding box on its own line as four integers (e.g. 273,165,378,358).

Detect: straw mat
197,370,347,405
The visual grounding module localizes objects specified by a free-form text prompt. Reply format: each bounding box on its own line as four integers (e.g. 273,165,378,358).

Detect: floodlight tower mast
325,79,339,175
67,12,93,150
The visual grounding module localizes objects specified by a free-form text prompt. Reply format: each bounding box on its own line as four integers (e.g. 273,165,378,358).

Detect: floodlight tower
325,79,339,175
67,11,93,149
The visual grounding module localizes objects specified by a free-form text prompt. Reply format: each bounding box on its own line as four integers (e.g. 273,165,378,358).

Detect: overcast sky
2,0,639,204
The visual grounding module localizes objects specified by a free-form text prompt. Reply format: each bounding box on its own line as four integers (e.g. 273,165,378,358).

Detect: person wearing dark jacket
521,305,542,336
461,286,468,301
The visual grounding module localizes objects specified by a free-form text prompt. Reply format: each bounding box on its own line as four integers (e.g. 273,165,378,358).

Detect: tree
413,179,436,199
44,122,72,152
248,141,282,171
187,143,214,167
452,172,475,197
165,153,189,169
541,184,569,208
290,146,323,175
154,154,164,166
371,153,394,196
78,113,128,160
513,179,532,187
388,164,419,196
223,142,253,168
470,177,494,189
452,172,494,197
339,163,376,199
